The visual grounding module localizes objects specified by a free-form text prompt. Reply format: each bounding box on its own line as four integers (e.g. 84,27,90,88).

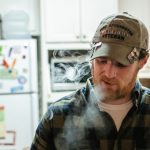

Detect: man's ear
138,54,149,69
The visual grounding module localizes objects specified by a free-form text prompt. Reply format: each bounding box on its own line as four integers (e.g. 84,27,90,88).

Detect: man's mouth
102,80,117,86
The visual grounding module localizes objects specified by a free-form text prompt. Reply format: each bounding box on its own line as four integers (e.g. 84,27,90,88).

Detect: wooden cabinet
42,0,118,42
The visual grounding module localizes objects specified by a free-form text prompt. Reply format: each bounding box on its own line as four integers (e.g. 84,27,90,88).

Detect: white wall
0,0,40,35
118,0,150,47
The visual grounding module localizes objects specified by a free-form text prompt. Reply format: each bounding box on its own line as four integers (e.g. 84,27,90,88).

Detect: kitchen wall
118,0,150,45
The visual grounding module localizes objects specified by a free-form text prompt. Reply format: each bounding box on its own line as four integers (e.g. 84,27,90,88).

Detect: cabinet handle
82,35,86,39
76,35,80,39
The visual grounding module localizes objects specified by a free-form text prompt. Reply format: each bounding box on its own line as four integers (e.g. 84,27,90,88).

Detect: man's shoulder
48,87,87,115
41,87,88,129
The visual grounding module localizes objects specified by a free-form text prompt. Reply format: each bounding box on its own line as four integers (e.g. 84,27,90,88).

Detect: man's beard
92,75,137,103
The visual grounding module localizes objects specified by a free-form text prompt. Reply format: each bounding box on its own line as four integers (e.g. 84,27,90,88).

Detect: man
31,12,150,150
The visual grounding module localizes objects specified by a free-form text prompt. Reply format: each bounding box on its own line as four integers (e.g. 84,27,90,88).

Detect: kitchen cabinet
42,0,118,42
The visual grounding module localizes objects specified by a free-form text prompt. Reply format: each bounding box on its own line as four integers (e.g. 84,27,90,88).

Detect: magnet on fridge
17,75,27,84
10,85,23,93
0,105,6,138
0,46,3,55
8,47,13,57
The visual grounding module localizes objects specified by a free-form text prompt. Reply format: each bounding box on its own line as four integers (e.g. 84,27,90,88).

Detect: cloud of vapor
51,50,91,84
93,84,106,102
54,101,109,149
53,50,83,58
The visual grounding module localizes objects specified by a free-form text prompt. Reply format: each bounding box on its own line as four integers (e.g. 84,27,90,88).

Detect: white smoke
52,50,91,84
54,102,109,149
93,84,106,102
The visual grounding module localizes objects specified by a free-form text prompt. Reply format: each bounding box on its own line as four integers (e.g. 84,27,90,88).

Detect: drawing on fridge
0,39,39,150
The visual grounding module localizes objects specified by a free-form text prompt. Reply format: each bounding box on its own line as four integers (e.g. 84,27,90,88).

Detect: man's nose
104,62,117,78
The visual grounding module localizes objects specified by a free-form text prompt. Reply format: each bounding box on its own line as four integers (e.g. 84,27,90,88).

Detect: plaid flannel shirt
30,78,150,150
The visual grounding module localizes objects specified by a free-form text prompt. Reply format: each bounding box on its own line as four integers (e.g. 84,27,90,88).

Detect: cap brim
91,43,133,66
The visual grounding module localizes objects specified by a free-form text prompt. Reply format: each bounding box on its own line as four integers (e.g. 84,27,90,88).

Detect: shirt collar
131,79,141,99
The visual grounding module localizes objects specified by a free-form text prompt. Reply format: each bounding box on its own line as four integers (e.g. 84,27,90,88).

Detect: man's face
91,57,140,103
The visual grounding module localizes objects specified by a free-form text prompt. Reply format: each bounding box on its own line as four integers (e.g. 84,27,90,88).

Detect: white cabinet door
81,0,118,42
44,0,80,42
43,0,118,42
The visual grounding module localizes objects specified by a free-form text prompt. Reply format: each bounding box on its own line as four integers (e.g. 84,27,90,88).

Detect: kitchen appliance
0,39,39,150
50,51,91,91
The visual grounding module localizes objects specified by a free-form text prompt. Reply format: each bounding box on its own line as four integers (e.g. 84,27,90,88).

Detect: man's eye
116,63,126,68
101,60,107,63
96,58,107,64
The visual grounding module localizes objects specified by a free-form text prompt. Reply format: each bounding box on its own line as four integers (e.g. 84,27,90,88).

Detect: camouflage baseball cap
91,12,149,65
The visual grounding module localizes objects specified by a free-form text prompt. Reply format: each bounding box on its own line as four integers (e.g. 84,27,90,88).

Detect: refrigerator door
0,39,38,94
0,94,39,150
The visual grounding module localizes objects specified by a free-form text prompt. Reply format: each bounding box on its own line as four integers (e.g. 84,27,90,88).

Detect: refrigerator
0,39,39,150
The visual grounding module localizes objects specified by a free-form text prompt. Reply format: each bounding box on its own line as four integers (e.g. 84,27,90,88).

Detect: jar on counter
2,10,31,39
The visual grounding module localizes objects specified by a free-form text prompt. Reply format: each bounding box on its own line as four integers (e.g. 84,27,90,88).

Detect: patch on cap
127,48,140,63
